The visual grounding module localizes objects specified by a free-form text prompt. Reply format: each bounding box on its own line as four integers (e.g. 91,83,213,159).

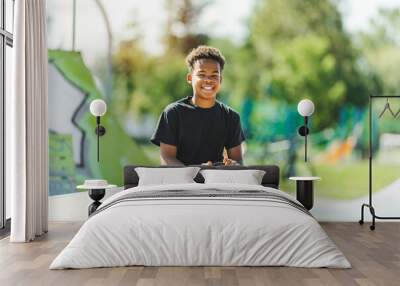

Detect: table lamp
297,99,315,162
89,99,107,162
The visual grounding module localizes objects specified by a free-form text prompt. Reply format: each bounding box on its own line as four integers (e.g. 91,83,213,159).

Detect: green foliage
250,0,344,63
248,0,375,131
112,40,191,119
358,8,400,93
269,35,346,129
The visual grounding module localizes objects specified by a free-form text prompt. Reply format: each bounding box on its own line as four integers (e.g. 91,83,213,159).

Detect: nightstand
77,180,117,216
289,177,321,210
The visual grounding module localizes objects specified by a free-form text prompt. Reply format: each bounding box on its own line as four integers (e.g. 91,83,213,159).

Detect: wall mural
48,51,152,196
47,0,400,220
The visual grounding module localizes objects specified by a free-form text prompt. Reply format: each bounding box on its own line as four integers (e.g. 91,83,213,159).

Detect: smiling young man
150,45,245,166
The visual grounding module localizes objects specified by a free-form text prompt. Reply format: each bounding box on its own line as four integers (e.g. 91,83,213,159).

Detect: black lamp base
296,180,314,210
88,189,105,216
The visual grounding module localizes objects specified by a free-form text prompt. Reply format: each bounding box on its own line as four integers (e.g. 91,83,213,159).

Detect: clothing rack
359,94,400,230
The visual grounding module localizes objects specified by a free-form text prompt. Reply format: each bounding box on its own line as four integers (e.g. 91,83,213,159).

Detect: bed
50,165,350,269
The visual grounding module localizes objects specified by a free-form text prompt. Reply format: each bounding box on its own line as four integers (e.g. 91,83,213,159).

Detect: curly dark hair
185,45,225,72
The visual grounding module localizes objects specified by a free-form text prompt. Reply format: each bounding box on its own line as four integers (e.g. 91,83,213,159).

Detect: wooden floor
0,222,399,286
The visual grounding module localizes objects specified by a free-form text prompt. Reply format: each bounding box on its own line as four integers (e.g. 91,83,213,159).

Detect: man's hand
201,159,239,166
223,158,240,166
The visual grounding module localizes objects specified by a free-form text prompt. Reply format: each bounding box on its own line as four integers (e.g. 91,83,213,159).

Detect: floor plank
0,222,399,286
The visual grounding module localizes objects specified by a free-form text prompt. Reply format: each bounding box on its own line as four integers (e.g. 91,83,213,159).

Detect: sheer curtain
6,0,48,242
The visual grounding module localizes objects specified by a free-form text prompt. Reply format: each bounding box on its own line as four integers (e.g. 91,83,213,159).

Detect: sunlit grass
280,161,400,200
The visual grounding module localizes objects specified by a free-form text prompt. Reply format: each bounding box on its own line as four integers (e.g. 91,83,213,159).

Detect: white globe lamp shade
90,99,107,117
297,99,315,117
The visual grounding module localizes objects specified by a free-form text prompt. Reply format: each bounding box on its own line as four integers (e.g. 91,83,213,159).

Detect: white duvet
50,183,351,269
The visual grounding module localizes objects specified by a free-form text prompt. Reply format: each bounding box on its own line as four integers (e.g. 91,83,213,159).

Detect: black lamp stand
95,116,106,162
298,116,309,162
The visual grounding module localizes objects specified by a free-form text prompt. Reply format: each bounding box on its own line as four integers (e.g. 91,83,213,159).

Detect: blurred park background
47,0,400,212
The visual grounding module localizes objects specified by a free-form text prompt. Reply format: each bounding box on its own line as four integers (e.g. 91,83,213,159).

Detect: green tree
249,0,378,131
358,8,400,93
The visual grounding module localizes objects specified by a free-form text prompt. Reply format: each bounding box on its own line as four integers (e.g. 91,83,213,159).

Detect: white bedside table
289,177,321,210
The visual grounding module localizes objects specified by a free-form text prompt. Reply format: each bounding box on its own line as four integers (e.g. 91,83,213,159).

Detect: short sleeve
225,110,246,149
150,107,178,146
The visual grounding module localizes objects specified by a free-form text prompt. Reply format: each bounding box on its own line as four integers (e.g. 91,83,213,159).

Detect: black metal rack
359,94,400,230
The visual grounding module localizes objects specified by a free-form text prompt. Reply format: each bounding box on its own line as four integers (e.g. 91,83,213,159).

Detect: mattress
50,183,351,269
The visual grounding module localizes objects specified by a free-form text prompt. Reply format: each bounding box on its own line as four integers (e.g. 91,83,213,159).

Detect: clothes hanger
378,98,396,118
394,105,400,118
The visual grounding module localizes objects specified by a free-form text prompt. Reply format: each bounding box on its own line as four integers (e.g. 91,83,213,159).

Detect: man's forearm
160,155,185,166
227,145,244,165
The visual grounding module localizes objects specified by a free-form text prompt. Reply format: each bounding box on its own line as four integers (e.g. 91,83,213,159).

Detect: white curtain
6,0,48,242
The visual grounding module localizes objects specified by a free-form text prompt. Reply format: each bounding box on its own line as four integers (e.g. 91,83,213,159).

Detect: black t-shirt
150,96,245,165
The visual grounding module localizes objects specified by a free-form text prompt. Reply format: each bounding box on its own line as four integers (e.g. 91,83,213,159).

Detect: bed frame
123,165,280,189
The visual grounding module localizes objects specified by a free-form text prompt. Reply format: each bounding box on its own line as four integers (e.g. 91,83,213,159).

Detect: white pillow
200,169,266,185
135,167,200,186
